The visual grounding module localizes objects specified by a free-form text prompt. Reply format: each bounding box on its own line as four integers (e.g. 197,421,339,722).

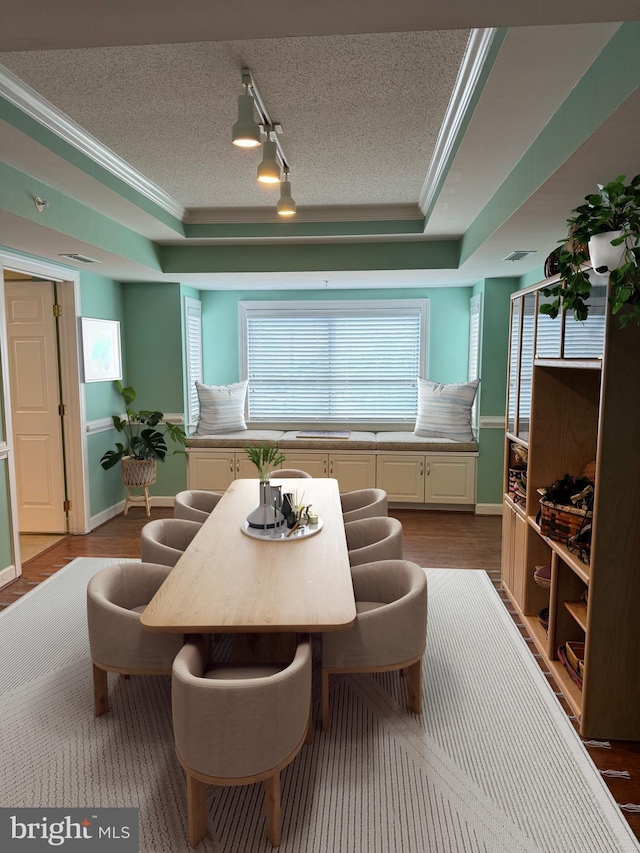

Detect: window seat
186,430,478,508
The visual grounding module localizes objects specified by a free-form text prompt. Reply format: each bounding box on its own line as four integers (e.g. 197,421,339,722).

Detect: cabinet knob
230,459,234,473
427,462,431,476
323,460,327,474
330,461,333,474
420,461,424,476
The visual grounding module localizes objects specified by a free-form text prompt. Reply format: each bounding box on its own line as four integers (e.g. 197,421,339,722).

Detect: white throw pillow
195,380,248,435
414,378,480,442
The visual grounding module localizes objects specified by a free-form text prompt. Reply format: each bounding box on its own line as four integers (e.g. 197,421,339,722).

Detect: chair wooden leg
321,669,330,732
407,658,423,714
93,663,109,716
186,773,208,848
264,773,281,847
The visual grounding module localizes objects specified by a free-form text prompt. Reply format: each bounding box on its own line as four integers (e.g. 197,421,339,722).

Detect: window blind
184,297,202,431
241,300,428,422
468,294,481,430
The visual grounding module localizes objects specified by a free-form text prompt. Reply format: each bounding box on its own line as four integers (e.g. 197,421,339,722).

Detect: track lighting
277,169,296,216
232,87,261,148
232,68,297,214
257,134,281,184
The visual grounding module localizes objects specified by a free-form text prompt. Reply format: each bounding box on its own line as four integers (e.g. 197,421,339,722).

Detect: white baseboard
90,496,176,530
0,563,18,589
475,503,503,515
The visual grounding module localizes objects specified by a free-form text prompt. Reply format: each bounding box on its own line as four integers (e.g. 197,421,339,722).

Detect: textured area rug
0,558,638,852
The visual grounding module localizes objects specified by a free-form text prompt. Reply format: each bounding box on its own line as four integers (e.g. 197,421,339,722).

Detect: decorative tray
240,517,323,541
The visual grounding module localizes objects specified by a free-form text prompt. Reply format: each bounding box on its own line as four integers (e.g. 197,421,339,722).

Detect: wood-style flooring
1,506,638,840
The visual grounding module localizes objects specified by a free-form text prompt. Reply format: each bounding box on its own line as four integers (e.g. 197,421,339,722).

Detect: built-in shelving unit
501,269,640,740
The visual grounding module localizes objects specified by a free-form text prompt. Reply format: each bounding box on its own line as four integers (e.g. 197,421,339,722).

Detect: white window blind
240,300,428,422
468,294,481,430
184,297,202,432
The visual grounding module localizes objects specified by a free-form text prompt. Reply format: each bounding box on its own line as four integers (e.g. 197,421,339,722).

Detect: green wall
122,282,187,496
0,459,13,571
201,286,473,387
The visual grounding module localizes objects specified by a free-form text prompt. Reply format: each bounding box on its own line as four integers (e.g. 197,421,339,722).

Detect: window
184,297,202,432
468,294,482,430
240,299,428,423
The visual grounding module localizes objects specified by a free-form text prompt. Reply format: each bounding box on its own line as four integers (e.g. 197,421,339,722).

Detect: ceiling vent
58,253,102,264
503,250,536,262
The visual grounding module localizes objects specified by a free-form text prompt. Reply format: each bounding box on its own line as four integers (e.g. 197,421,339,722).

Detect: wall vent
58,253,102,264
503,250,536,262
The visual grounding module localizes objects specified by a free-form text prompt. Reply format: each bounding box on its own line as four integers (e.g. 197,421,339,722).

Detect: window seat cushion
375,432,479,452
187,430,284,448
278,430,377,450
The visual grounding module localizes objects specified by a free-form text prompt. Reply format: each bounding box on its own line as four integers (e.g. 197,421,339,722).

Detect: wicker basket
539,499,592,543
121,457,157,488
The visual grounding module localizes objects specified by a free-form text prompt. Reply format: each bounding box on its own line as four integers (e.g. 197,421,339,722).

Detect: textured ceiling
0,30,469,209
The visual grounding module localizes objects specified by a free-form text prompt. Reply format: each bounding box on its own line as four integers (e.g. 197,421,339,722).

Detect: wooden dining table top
141,478,356,634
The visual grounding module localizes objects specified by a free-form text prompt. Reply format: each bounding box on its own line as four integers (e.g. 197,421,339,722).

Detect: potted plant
244,445,287,529
100,381,187,487
540,174,640,327
245,445,286,483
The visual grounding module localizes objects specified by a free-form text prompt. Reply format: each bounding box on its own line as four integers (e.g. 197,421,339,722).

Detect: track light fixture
232,67,296,215
277,168,296,216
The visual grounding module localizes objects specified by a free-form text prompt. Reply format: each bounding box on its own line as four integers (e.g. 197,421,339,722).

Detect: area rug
0,558,638,852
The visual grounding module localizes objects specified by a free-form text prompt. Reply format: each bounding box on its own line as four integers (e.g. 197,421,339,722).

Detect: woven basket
539,499,592,543
121,457,157,488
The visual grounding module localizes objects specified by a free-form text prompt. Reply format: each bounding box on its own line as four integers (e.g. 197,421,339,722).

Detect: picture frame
81,318,122,383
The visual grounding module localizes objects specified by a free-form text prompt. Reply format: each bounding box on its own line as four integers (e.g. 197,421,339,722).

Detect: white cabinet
377,453,476,505
187,450,254,491
424,454,476,505
283,452,376,491
376,454,424,502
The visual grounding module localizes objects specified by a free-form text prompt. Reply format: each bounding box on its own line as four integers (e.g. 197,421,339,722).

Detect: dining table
140,478,356,649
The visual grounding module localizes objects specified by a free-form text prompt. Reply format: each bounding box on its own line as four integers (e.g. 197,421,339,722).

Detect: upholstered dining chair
344,516,403,566
140,518,202,567
172,635,312,848
340,488,388,523
87,561,183,716
322,559,427,731
270,468,312,479
174,489,223,523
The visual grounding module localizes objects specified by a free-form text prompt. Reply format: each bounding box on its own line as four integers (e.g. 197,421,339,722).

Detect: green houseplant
245,445,286,483
100,382,187,484
541,174,640,327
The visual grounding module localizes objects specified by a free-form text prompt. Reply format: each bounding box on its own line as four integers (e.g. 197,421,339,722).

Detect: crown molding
0,65,185,221
184,203,423,225
418,28,498,218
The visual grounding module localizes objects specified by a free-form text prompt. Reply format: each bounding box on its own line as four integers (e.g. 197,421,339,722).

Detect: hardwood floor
1,505,638,840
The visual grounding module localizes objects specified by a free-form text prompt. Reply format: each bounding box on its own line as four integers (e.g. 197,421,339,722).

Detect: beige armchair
322,559,427,731
172,635,312,848
87,561,183,716
140,518,202,567
340,488,388,523
174,489,223,523
270,469,312,479
344,516,403,566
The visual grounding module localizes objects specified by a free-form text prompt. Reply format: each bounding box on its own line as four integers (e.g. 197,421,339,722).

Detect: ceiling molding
183,204,423,225
418,28,499,218
0,65,185,221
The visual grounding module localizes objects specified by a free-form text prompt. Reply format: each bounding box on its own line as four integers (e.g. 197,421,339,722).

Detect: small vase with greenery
100,381,187,471
541,174,640,328
245,445,286,483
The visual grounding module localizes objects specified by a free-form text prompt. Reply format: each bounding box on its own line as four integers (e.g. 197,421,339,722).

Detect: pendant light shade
232,93,261,148
257,138,281,184
277,173,297,216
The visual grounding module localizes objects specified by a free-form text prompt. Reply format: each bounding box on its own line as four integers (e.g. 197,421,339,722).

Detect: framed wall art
81,318,122,383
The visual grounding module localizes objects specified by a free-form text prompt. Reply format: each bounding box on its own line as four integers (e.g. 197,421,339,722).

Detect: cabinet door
235,455,257,479
424,455,476,505
187,451,235,491
512,510,527,606
376,454,425,502
501,502,515,590
329,453,376,491
281,453,328,478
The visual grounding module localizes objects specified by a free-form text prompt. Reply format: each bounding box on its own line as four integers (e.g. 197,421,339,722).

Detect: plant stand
121,458,157,517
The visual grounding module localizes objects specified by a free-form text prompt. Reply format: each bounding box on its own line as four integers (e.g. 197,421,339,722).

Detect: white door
5,281,67,532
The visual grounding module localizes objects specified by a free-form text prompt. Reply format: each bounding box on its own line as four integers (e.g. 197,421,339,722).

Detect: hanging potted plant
540,174,640,328
100,381,187,488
